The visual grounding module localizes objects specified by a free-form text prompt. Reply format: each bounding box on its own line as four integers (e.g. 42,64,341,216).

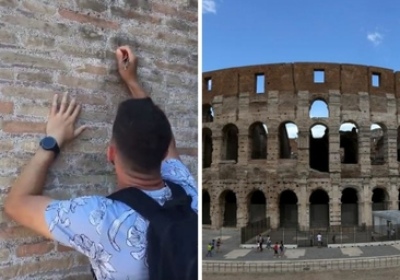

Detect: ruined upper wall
202,63,397,104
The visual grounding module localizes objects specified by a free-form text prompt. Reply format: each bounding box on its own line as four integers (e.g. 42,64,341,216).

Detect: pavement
202,227,400,262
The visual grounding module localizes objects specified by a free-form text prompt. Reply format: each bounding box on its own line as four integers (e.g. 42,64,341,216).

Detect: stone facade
202,62,400,231
0,0,197,279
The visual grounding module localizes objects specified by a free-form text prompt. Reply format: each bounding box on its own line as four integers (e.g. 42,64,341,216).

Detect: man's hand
115,46,148,99
116,46,139,85
46,93,86,148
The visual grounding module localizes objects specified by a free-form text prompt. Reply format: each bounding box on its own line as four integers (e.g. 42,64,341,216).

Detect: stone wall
0,0,197,279
202,63,400,231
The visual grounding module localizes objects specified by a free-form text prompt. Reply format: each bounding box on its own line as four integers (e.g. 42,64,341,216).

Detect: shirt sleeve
161,158,198,213
44,196,112,253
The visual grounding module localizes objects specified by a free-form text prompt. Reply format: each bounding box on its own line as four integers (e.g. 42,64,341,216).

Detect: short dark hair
112,98,172,173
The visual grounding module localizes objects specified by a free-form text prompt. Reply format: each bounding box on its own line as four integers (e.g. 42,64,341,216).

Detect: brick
2,15,70,36
21,0,56,15
75,253,90,265
177,147,197,157
78,25,105,41
79,109,115,123
1,86,55,100
57,75,101,90
79,126,109,140
57,174,108,186
57,244,74,252
0,225,37,240
154,60,196,75
0,69,13,80
75,64,108,75
0,52,66,70
16,104,49,118
23,36,55,49
0,248,10,262
0,255,75,278
18,140,38,153
124,0,151,10
0,0,18,8
16,241,54,257
110,7,161,24
65,141,106,153
59,9,119,30
0,157,27,170
0,30,18,45
156,32,197,48
0,101,13,114
152,3,197,22
3,120,46,134
75,0,107,13
166,18,193,33
0,140,13,151
16,71,53,84
59,45,105,59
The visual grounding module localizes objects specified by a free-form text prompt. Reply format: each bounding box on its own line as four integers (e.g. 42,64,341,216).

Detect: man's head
108,98,172,175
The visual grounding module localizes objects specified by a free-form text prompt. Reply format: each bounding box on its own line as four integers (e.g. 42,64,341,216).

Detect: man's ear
107,145,115,165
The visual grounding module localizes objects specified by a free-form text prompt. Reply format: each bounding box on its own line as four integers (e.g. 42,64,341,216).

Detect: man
317,232,322,248
4,46,198,280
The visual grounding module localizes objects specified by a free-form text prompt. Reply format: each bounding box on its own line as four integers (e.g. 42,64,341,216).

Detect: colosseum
202,62,400,231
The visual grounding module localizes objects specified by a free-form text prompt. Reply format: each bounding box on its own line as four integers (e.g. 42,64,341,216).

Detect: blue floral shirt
45,159,198,280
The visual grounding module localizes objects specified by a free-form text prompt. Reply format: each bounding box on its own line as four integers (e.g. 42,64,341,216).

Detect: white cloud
203,0,216,14
367,32,383,46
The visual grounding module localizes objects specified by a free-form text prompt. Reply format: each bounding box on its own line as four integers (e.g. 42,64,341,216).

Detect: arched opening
202,190,211,225
220,190,237,227
203,128,213,168
309,189,329,228
249,122,267,159
397,127,400,162
279,122,299,159
309,124,329,172
371,123,386,165
279,190,298,228
341,188,358,226
339,122,358,164
248,190,266,223
222,124,239,162
309,99,329,118
372,188,388,211
202,104,214,123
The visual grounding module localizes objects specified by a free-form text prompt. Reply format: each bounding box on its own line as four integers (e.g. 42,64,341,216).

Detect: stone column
236,195,247,228
298,182,308,230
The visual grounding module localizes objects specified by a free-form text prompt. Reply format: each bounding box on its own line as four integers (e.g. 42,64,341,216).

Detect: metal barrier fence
242,225,400,246
203,255,400,273
240,218,270,244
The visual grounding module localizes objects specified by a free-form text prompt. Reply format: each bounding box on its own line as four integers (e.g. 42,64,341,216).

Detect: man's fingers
50,94,58,116
59,92,68,114
65,98,76,116
74,125,88,137
70,103,82,121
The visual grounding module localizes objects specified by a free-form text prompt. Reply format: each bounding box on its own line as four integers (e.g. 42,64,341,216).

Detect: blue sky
202,0,400,72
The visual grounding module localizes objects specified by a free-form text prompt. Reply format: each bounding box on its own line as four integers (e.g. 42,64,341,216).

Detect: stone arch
339,122,359,164
309,123,329,172
279,121,299,159
248,122,267,159
370,123,387,165
202,104,214,123
279,189,298,228
202,190,211,225
203,128,213,168
222,124,239,162
309,189,330,228
372,187,389,211
309,99,329,118
247,190,266,223
219,190,237,227
341,187,359,226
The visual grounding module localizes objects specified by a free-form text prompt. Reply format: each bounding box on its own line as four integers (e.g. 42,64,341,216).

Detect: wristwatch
39,136,60,156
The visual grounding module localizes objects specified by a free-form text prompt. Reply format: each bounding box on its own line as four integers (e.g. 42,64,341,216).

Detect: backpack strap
107,186,162,221
106,181,190,220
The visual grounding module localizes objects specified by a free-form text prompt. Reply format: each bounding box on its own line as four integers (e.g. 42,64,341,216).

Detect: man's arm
116,46,180,160
4,93,86,239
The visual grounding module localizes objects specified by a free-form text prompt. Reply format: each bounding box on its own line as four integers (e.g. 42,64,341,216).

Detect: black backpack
100,181,198,280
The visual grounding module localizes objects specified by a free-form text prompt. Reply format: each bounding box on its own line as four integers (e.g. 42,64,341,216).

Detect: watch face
42,137,57,150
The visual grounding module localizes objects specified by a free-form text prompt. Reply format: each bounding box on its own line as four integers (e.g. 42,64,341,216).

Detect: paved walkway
203,227,400,261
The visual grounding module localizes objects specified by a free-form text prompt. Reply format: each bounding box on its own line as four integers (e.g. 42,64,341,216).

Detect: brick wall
0,0,197,279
